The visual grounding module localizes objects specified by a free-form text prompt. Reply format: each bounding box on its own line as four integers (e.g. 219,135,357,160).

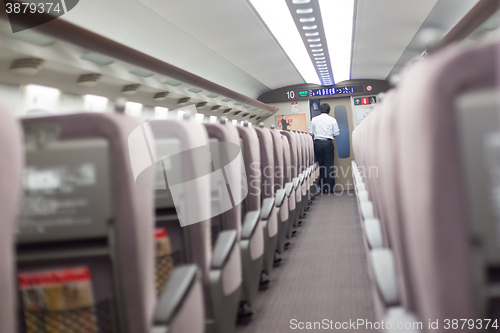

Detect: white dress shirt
308,113,340,140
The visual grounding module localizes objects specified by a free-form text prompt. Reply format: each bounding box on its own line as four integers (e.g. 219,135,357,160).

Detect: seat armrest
284,182,293,197
241,210,261,240
260,197,275,220
360,200,374,220
152,328,168,333
365,218,383,249
153,265,199,327
275,189,286,208
384,307,421,333
211,230,238,269
357,189,369,203
370,249,399,306
292,177,300,190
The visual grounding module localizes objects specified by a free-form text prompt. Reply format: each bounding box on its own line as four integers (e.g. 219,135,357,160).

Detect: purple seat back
254,127,275,200
377,90,416,311
397,43,496,323
282,136,292,184
22,113,156,333
204,123,243,237
236,126,261,212
269,128,284,192
0,106,23,333
281,131,298,179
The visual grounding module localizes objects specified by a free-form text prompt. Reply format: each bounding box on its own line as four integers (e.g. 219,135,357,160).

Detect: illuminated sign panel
310,85,364,97
298,90,309,97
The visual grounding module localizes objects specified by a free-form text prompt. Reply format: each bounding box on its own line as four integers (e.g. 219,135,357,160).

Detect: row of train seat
0,104,320,333
352,40,500,332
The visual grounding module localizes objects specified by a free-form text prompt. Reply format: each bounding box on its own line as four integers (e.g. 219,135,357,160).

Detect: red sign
19,267,91,287
361,97,369,105
366,85,373,91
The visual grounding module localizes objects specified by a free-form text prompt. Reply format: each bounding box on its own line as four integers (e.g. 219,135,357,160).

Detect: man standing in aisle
308,103,340,193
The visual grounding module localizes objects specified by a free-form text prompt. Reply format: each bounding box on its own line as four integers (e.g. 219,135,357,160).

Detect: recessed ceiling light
222,98,232,102
311,48,323,52
313,53,324,56
81,52,115,66
207,93,219,98
310,44,322,47
315,57,325,60
248,0,320,83
11,32,55,47
165,79,182,86
318,64,327,67
130,68,154,78
308,38,321,42
319,0,355,83
188,87,203,93
316,61,326,64
292,0,310,3
300,17,315,23
305,32,319,36
297,8,313,14
303,25,317,30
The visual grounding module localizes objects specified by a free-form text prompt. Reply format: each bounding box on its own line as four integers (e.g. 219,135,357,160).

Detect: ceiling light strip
319,0,355,83
285,0,335,85
248,0,320,84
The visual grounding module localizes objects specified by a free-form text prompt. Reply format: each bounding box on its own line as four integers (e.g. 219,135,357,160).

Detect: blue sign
310,85,364,97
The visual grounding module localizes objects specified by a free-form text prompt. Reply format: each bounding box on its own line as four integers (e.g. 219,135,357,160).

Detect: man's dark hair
319,103,330,114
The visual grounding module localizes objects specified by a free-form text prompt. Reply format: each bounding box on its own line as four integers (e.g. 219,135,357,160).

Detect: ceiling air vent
10,58,44,75
153,91,169,101
121,84,140,95
211,105,221,111
196,102,207,108
242,113,249,118
249,115,256,119
233,111,241,116
178,97,190,104
223,108,232,114
256,117,262,120
76,73,102,87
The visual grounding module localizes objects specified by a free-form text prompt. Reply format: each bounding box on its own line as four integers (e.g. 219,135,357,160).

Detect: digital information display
310,85,364,97
298,90,309,97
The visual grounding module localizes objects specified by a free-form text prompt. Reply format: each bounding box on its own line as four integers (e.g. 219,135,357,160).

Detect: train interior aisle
1,0,500,333
236,192,376,333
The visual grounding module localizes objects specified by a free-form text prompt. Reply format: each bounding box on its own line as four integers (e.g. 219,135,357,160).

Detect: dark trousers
314,140,335,192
